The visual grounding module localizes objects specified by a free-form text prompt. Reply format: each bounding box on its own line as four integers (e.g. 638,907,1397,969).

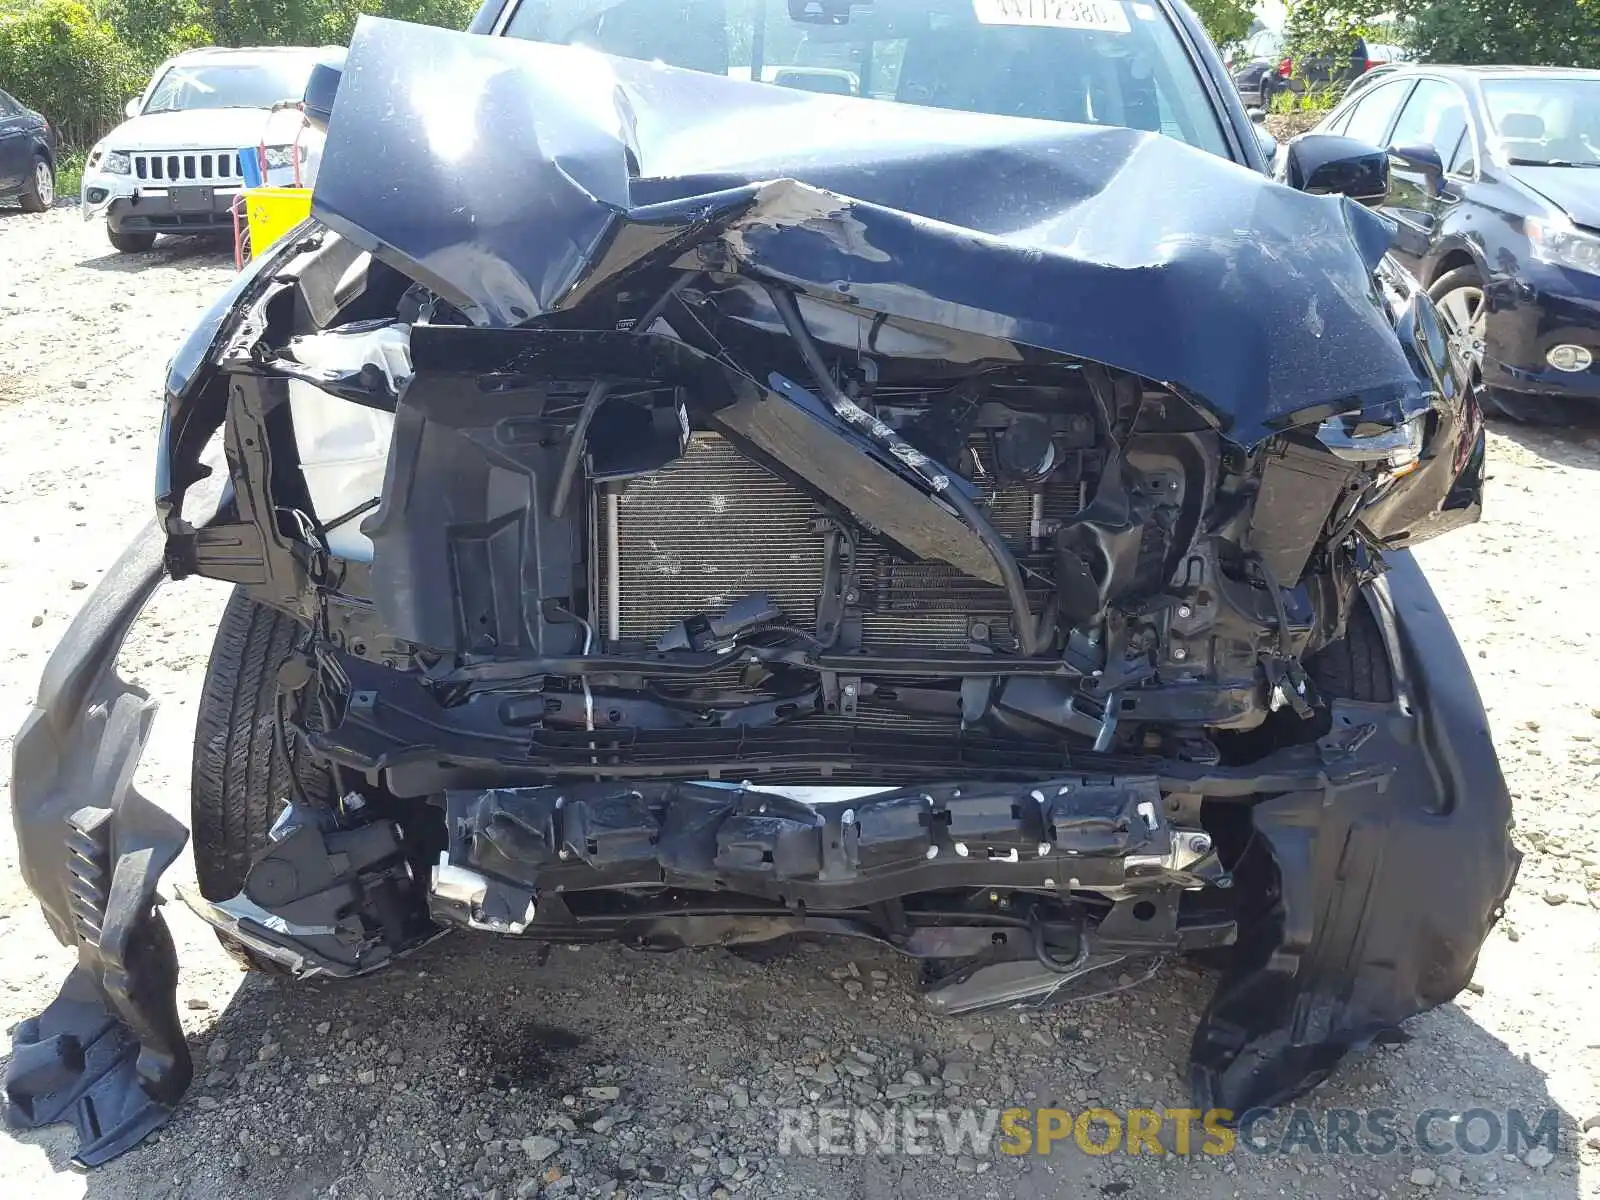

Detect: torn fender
1192,552,1521,1111
5,522,192,1165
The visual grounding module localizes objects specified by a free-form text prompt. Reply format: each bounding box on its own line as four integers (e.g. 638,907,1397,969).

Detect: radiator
596,432,1084,646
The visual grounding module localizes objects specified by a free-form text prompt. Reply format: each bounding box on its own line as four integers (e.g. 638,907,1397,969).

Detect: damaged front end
10,18,1516,1163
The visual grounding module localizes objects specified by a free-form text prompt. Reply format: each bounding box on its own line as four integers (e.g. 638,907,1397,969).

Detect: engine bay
162,241,1482,789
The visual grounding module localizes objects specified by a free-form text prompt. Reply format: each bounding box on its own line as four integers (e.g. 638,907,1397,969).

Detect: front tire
1425,265,1566,424
192,588,336,904
108,226,157,253
19,155,53,212
1305,599,1394,704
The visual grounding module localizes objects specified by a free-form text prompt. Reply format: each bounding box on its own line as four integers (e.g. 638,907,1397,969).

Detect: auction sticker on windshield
972,0,1132,33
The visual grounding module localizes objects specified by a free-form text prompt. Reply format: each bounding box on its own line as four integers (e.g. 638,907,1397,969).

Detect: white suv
81,45,336,253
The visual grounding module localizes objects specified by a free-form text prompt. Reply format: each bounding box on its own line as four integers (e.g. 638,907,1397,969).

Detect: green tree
0,0,141,146
1282,0,1394,58
316,0,477,43
1398,0,1600,67
99,0,211,61
1184,0,1256,51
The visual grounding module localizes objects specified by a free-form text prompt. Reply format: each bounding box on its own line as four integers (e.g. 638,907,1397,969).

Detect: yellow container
244,186,313,258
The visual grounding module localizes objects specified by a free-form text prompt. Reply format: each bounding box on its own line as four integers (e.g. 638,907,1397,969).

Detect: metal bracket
839,674,861,717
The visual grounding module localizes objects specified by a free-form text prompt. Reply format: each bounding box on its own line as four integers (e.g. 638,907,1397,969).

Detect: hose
763,283,1046,656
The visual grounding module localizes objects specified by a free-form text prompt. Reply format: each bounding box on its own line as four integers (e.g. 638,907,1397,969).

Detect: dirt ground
1,203,1599,1200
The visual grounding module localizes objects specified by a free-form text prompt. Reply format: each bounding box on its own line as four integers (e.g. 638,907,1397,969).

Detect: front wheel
192,588,336,905
19,155,53,212
1304,599,1394,704
1428,266,1565,424
108,226,157,253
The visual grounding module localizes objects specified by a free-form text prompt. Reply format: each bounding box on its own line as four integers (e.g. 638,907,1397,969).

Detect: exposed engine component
596,430,1089,650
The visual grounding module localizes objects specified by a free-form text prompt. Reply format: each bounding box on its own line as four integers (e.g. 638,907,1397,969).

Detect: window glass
504,0,1231,157
1482,77,1600,167
0,90,21,117
144,61,316,114
1389,78,1467,163
1322,105,1353,135
1340,78,1412,147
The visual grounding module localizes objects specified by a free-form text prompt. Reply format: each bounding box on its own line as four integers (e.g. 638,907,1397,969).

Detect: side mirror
1247,106,1267,124
1389,141,1446,194
124,97,141,119
303,59,344,134
1282,133,1389,206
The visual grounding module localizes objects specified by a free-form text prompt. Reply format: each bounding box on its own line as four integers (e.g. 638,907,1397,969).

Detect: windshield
1483,77,1600,167
503,0,1229,157
143,61,316,114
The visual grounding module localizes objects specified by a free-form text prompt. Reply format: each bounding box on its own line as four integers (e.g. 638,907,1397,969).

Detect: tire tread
1306,600,1394,703
191,588,331,902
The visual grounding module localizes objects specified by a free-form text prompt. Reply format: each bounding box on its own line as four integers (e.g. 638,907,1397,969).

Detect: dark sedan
0,86,56,211
1308,65,1600,420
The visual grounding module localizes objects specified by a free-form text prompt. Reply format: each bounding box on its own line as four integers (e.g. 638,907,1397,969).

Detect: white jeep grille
131,150,243,184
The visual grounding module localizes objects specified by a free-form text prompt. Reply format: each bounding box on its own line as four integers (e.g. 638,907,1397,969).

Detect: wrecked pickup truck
8,3,1518,1166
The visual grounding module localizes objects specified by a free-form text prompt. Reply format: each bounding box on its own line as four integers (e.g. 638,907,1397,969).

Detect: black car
7,2,1514,1168
1308,64,1600,420
1227,25,1288,109
0,86,56,211
1229,30,1403,110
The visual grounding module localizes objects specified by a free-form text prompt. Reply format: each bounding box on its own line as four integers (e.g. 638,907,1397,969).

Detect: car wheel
192,589,337,968
108,227,157,253
19,155,53,213
1429,266,1487,382
1429,266,1567,424
1304,599,1394,705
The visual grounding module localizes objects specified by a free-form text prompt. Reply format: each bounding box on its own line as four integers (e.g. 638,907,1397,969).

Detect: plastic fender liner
5,521,193,1164
1189,551,1521,1114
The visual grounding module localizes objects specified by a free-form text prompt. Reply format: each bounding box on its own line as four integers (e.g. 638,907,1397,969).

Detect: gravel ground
2,203,1599,1200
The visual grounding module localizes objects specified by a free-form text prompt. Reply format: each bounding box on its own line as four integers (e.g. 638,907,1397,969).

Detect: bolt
1043,877,1056,888
842,683,858,697
1037,842,1053,857
1187,833,1212,854
1177,604,1194,619
558,848,570,860
844,588,860,604
1172,647,1188,661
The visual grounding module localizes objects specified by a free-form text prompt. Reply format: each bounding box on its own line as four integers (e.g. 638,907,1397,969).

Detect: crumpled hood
312,17,1420,444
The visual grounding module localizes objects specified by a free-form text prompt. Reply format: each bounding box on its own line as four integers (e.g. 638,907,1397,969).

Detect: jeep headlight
90,147,132,175
262,144,303,169
1526,215,1600,274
